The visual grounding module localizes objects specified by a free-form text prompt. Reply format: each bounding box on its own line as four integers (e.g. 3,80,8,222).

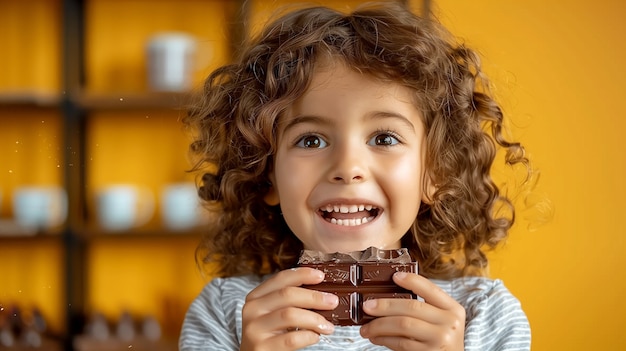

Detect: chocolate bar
298,247,418,326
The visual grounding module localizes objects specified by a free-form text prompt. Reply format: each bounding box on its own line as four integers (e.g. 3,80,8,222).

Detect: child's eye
295,135,328,148
368,132,400,146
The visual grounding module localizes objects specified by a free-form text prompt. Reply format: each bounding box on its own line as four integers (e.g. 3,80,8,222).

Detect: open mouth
318,204,380,226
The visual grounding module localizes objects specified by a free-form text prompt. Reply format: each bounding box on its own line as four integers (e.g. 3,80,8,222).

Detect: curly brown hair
184,1,529,279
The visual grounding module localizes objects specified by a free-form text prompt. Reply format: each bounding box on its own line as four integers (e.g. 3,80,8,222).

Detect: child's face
268,60,427,254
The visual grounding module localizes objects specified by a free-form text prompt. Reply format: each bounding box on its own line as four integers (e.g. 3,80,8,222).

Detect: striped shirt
179,275,530,350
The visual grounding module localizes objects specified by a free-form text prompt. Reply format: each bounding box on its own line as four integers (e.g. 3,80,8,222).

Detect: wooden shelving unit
0,0,247,350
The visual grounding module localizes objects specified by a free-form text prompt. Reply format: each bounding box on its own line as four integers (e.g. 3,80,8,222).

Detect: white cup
146,32,197,92
161,183,201,231
12,186,68,232
96,185,155,232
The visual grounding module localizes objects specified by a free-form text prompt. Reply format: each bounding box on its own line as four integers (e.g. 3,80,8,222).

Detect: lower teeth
329,217,371,226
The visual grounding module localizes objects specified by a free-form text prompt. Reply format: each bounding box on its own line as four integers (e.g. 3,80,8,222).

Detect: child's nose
328,143,368,184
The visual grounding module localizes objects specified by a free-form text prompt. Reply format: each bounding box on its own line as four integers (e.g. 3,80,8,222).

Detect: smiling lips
319,204,379,226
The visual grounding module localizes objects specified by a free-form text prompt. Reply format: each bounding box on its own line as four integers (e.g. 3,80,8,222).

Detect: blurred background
0,0,624,350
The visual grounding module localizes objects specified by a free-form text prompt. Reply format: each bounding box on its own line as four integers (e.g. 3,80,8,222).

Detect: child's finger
244,285,338,320
360,316,439,349
249,329,325,351
362,296,442,324
392,272,460,311
246,267,325,301
253,307,335,336
242,308,332,351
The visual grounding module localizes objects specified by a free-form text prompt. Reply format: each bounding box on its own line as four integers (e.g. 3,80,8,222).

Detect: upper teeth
323,204,374,213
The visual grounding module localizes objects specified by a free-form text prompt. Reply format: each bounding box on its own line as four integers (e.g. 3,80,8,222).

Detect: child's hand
240,267,338,351
360,272,466,351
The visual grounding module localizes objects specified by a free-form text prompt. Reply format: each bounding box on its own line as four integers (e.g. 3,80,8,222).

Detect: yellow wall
84,0,232,94
85,236,204,338
433,0,626,349
246,0,385,35
0,0,61,96
0,109,64,192
0,239,64,332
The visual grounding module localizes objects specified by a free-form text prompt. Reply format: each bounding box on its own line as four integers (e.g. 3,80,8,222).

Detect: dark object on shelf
75,312,169,351
0,305,61,350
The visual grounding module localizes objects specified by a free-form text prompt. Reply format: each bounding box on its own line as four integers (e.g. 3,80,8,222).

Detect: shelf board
0,219,66,239
0,220,203,241
0,337,63,351
66,222,204,239
0,91,197,110
74,91,195,110
74,336,177,351
83,229,203,240
0,91,61,106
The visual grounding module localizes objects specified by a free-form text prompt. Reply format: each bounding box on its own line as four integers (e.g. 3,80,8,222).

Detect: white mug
146,32,197,92
12,186,68,232
161,183,201,231
96,185,155,232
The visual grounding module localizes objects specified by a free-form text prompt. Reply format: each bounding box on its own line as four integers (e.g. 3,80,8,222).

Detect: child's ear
263,173,280,206
264,187,279,206
421,174,437,205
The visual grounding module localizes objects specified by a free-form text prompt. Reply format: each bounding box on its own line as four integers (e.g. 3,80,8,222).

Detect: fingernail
322,292,338,305
319,322,335,332
394,271,407,280
360,324,369,337
363,299,377,309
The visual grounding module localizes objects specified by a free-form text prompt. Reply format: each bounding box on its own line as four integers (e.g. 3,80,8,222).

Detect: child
180,2,531,350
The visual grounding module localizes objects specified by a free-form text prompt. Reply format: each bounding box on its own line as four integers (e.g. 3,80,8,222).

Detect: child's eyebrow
368,111,417,133
281,115,331,134
282,111,417,133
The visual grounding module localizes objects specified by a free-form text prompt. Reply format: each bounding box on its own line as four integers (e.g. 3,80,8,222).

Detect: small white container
96,185,155,232
161,182,202,231
13,186,68,232
146,32,197,92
